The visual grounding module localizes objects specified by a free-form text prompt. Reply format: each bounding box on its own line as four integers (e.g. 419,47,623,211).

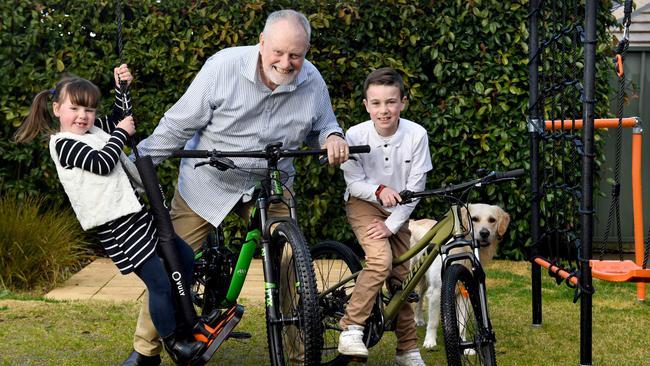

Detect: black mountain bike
311,169,523,366
172,142,369,366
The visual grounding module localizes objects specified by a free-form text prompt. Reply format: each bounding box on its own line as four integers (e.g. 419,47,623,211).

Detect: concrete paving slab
45,258,269,303
93,286,146,302
45,286,98,301
61,272,113,287
106,273,144,287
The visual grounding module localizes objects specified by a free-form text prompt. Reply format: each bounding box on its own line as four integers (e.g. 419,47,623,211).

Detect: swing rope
599,0,632,262
115,0,139,159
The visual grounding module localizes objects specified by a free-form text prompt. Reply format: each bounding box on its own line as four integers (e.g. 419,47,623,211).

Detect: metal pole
580,1,597,364
528,0,543,327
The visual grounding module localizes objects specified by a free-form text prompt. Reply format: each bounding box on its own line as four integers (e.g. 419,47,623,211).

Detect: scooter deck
191,304,245,365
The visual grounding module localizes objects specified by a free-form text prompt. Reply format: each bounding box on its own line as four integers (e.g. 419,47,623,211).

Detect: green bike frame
215,165,294,308
224,227,261,304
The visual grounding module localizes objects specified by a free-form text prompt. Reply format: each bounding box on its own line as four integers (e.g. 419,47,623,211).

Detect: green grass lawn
1,260,649,365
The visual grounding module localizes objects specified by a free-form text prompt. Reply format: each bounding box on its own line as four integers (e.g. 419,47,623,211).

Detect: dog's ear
496,207,511,238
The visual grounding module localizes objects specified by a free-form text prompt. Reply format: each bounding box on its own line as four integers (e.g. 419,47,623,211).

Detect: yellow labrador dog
409,203,510,349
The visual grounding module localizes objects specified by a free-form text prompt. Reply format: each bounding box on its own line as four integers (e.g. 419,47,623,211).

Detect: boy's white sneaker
394,349,426,366
337,325,368,357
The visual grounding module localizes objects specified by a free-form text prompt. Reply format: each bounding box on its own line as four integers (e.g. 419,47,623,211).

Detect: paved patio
45,258,266,303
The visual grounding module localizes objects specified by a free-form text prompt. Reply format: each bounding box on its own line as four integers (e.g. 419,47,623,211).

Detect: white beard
265,65,297,86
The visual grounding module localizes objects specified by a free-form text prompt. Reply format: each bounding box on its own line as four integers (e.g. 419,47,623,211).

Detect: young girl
14,66,203,364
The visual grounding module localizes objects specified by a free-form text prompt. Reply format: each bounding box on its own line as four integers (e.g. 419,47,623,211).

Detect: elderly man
122,9,348,366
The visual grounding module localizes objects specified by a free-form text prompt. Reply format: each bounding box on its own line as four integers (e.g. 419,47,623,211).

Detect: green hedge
0,1,617,259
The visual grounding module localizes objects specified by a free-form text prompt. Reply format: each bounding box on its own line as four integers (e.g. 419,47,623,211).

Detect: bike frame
384,209,456,321
200,156,297,310
317,205,489,326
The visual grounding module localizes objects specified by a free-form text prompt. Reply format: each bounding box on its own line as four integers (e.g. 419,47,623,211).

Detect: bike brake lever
399,190,414,204
210,157,237,171
194,161,210,168
476,168,490,177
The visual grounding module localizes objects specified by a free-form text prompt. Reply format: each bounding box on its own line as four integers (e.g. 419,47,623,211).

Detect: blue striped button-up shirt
136,44,342,227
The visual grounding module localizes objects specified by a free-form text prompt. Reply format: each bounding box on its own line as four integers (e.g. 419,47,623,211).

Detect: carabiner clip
615,54,624,77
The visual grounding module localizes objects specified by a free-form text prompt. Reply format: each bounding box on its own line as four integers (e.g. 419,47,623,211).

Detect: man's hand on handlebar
323,134,349,165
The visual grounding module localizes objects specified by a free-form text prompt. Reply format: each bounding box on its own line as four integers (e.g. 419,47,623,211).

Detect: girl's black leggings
135,235,194,338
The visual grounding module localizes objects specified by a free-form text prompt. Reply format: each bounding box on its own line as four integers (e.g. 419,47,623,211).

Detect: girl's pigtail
14,90,56,143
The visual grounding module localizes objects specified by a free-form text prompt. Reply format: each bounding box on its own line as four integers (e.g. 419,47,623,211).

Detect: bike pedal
407,291,419,303
191,304,245,365
227,331,252,339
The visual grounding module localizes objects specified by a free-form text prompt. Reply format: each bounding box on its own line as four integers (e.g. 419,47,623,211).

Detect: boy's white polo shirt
342,118,432,233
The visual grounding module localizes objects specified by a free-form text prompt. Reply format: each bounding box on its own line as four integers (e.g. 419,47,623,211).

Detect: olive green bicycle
311,169,523,366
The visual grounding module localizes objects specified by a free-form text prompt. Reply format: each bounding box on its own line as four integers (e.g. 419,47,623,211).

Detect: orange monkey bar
545,117,638,130
533,257,579,286
542,117,650,300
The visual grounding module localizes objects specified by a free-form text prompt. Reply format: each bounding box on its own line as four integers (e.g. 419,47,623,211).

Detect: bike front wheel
441,263,497,366
266,221,322,366
311,240,363,365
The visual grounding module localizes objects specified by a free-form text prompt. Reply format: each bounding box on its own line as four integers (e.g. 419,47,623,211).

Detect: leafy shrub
0,1,617,259
0,193,91,291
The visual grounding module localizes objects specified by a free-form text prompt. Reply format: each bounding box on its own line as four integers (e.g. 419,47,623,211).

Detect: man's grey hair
263,9,311,44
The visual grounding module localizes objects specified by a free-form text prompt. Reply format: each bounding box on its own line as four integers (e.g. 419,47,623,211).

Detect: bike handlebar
171,150,212,158
492,169,525,180
399,168,525,203
171,144,371,159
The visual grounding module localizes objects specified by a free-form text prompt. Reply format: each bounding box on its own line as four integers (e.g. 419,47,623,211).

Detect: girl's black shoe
162,332,204,365
121,350,161,366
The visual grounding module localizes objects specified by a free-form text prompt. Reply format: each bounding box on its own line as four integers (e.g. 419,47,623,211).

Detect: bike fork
261,237,284,365
474,269,497,366
477,281,491,329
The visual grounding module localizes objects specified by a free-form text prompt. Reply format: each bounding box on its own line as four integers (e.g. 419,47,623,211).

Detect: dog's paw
422,336,438,349
415,318,426,327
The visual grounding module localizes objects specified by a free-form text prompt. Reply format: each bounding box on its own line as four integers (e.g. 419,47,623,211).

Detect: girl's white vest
49,126,142,230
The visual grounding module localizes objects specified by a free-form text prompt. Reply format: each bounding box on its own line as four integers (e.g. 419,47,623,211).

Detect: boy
338,67,431,366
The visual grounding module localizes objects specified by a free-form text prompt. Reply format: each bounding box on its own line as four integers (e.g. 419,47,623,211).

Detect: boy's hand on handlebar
323,134,349,165
366,219,392,239
117,116,136,136
378,186,402,208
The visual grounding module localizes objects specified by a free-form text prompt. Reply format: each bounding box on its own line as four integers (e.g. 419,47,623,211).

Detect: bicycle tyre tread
266,221,323,366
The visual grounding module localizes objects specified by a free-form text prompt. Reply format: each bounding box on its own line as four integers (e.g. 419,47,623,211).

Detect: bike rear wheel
441,263,497,366
266,221,322,366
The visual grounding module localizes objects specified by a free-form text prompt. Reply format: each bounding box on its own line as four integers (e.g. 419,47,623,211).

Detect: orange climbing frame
533,257,579,286
545,117,638,130
540,117,650,301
